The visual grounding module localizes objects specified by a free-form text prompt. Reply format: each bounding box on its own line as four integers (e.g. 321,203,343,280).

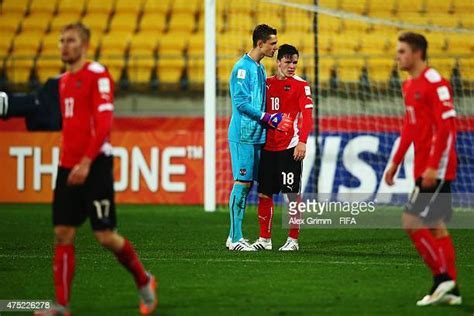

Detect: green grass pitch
0,204,473,315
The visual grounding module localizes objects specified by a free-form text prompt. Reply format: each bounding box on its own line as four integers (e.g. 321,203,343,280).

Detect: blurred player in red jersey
384,32,461,306
35,23,157,316
251,44,313,251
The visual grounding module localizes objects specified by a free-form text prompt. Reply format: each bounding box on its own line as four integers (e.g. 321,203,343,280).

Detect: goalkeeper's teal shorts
229,141,262,182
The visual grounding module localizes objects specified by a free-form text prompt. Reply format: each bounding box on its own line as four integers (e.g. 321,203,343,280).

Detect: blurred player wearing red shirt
385,32,461,306
251,44,313,251
35,24,157,316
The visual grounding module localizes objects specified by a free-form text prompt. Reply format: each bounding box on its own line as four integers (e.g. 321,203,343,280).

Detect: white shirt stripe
437,133,453,179
441,109,456,120
98,103,114,112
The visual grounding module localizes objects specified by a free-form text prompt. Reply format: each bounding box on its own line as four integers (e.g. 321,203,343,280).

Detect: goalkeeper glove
0,91,8,118
261,112,293,132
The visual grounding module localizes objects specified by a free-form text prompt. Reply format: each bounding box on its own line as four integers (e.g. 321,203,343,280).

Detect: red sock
288,197,301,239
437,235,457,281
114,239,148,288
53,244,75,306
409,229,443,276
258,196,273,238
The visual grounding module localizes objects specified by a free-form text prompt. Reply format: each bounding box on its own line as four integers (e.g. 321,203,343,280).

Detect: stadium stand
1,0,473,89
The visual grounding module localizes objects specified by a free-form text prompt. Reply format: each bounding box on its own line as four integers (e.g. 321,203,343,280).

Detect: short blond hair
61,22,91,43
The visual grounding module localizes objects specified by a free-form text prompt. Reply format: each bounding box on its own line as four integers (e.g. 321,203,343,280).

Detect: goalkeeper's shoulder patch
237,69,246,79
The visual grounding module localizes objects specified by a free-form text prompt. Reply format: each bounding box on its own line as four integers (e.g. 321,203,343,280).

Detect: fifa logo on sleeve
240,169,247,176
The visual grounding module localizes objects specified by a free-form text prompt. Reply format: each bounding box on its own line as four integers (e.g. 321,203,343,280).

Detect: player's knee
95,231,123,251
54,226,76,244
402,212,422,233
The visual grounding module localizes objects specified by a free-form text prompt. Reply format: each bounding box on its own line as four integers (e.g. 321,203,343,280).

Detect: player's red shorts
53,155,116,231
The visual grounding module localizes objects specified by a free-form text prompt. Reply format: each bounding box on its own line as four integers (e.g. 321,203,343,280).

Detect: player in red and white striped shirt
35,23,157,316
384,32,461,307
252,44,313,251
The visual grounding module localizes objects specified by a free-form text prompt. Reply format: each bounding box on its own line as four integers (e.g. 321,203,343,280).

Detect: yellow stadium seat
36,53,63,83
399,13,431,26
283,9,312,33
157,56,185,85
227,0,254,15
100,31,132,57
50,13,82,33
109,12,139,33
452,0,474,13
128,55,155,84
187,57,204,86
424,32,448,54
12,31,43,55
394,0,423,13
168,12,196,33
217,32,246,57
128,32,158,84
20,12,52,33
428,57,456,79
88,32,102,57
217,58,235,84
446,34,474,55
170,0,201,14
422,0,454,13
360,33,393,54
367,0,396,16
342,19,371,34
255,12,283,32
139,12,167,33
336,58,365,81
143,0,171,15
261,57,277,76
319,58,337,83
340,0,369,14
430,14,460,28
187,32,204,57
319,15,343,34
86,0,115,15
29,0,58,15
458,58,474,80
327,34,361,55
0,32,15,57
0,12,23,34
115,0,144,14
366,58,395,82
56,0,86,15
6,52,35,84
41,33,61,55
459,13,474,29
158,32,189,56
226,14,254,33
319,0,341,10
1,0,29,15
81,13,110,34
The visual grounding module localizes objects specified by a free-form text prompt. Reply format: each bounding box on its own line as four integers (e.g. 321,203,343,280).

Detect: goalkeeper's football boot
251,237,272,250
416,273,455,306
225,237,231,249
139,272,158,315
439,285,462,305
229,238,256,251
34,303,70,316
278,237,299,251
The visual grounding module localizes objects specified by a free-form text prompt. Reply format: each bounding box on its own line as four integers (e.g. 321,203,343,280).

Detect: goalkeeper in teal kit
226,24,293,251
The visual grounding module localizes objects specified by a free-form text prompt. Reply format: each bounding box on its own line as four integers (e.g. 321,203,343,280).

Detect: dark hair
252,24,277,47
61,22,91,43
398,32,428,61
277,44,299,60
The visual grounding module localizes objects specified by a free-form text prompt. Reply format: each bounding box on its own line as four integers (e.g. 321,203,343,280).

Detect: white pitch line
0,254,473,268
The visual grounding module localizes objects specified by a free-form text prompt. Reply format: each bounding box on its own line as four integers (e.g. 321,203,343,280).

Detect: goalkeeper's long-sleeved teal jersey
228,54,267,144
